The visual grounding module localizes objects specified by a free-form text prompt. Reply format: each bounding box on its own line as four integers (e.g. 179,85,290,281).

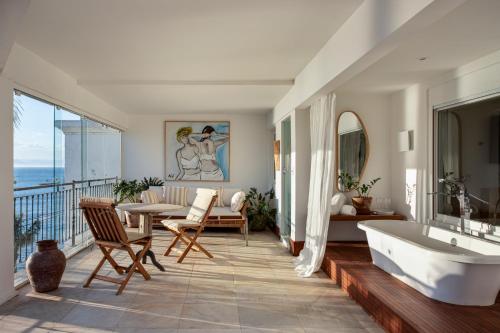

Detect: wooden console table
330,213,406,222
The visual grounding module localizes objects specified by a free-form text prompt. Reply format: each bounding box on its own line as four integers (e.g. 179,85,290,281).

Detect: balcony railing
13,177,118,275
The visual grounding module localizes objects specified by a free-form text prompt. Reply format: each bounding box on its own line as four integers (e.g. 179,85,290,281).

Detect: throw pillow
231,191,246,212
163,186,187,206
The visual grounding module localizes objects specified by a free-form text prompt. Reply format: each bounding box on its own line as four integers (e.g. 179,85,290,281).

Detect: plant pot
351,196,373,215
26,240,66,293
125,211,140,228
249,215,268,231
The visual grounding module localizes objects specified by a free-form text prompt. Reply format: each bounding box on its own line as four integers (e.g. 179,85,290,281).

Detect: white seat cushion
162,219,201,231
158,206,190,217
159,206,242,218
187,188,217,222
209,207,242,217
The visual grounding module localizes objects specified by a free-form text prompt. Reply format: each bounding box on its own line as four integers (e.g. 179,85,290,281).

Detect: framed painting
164,121,230,181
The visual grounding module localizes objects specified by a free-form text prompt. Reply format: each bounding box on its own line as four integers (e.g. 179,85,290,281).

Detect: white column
0,76,16,303
290,109,310,242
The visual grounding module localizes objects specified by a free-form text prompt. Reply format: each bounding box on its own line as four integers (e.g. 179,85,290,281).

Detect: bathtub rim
358,220,500,264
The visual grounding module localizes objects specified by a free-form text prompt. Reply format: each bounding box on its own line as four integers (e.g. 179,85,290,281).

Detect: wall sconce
399,130,414,152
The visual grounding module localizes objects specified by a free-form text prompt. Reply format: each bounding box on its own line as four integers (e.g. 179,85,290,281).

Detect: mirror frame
335,110,370,192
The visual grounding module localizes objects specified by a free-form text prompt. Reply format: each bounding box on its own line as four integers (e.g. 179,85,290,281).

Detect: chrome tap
438,178,471,235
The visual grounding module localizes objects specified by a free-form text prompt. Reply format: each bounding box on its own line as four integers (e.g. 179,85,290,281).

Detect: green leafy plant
113,180,147,203
355,177,381,197
338,172,381,198
246,187,277,231
140,177,164,189
338,172,358,192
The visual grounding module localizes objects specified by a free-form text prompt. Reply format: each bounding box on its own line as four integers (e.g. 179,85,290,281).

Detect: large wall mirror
336,111,369,191
435,94,500,223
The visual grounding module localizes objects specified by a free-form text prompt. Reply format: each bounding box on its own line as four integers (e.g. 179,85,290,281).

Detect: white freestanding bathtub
358,220,500,306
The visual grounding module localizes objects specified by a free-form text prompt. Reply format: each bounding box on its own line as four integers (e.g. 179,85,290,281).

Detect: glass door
281,117,292,240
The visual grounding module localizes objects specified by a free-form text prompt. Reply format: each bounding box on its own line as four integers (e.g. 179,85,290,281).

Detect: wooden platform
321,243,500,333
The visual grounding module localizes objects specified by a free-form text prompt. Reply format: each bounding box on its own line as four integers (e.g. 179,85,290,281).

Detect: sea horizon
14,166,65,189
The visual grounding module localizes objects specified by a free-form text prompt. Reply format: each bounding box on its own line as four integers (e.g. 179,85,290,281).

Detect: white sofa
145,186,248,244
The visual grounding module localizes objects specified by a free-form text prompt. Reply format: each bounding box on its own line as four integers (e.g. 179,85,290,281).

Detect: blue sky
13,93,77,168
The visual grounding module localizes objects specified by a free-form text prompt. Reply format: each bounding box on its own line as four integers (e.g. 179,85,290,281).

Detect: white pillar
0,77,16,303
291,109,310,243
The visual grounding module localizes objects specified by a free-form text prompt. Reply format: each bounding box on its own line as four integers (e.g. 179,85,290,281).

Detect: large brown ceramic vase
26,240,66,292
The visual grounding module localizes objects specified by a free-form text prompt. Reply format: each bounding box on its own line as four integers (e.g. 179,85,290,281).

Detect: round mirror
336,111,369,191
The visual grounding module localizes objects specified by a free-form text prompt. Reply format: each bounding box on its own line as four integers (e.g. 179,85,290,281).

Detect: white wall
389,84,429,221
328,92,392,241
0,77,16,304
389,49,500,223
2,44,128,129
335,92,392,198
122,113,274,193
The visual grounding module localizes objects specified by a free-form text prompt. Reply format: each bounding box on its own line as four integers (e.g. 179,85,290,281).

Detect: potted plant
140,177,164,189
245,187,277,231
351,177,381,214
113,180,147,227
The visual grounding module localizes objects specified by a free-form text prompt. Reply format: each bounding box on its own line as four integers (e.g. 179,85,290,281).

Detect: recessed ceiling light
418,57,427,61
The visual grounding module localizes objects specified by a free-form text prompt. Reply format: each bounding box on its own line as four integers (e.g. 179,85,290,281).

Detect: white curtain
295,92,336,277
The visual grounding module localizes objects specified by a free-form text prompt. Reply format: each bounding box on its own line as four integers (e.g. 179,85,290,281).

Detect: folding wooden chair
161,188,217,263
79,197,152,295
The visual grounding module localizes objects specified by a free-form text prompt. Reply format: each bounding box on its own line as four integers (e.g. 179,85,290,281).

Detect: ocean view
13,167,115,274
14,167,65,189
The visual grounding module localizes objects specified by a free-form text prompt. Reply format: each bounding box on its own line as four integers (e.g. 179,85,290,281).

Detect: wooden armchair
80,197,152,295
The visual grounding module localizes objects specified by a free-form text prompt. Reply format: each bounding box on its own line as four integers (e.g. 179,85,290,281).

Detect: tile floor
0,230,383,333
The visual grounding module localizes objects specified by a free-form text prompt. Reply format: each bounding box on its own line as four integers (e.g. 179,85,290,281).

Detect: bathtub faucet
438,178,471,235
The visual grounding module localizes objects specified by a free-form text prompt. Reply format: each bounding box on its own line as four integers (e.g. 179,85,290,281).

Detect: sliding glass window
13,91,121,281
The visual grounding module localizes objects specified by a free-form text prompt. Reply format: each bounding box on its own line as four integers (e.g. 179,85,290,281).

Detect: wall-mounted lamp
398,130,414,152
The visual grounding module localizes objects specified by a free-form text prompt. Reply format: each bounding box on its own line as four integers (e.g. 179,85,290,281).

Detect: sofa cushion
209,207,242,217
163,186,187,206
230,191,246,212
158,206,190,217
222,188,242,207
186,187,197,205
147,186,164,202
141,190,161,204
159,206,242,218
213,187,224,207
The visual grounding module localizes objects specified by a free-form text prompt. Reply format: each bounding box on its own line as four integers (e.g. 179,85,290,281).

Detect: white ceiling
16,0,363,114
337,0,500,95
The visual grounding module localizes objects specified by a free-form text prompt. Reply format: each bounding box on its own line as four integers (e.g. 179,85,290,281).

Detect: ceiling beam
77,79,294,86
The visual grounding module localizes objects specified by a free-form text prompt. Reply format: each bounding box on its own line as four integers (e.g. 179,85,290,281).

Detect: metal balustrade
13,177,118,273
